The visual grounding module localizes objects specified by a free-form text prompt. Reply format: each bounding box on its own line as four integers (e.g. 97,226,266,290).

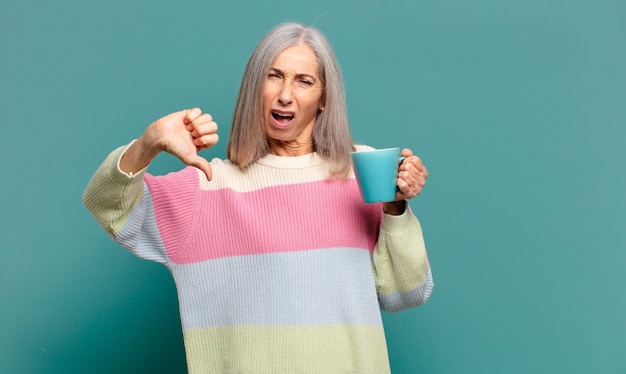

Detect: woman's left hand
395,148,428,200
382,148,428,215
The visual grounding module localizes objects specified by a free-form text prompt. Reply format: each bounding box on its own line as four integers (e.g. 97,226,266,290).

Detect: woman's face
262,43,324,155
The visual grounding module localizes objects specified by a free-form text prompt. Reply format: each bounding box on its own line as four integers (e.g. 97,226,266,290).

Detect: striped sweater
82,142,434,374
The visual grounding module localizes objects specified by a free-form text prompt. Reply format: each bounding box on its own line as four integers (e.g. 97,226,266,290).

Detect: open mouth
271,111,295,126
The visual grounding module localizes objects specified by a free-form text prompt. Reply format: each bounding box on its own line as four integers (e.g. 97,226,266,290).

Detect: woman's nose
277,81,294,105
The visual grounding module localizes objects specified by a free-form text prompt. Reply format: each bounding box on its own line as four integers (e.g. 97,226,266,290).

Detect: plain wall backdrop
1,0,625,372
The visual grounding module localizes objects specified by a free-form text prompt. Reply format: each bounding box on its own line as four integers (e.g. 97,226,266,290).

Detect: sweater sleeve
372,207,434,312
82,143,169,264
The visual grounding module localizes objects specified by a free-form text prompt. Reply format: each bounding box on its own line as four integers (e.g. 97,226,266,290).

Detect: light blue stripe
171,248,383,330
113,184,169,264
378,268,434,313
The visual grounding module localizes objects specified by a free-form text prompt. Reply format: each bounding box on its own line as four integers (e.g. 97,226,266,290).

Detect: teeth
273,112,294,119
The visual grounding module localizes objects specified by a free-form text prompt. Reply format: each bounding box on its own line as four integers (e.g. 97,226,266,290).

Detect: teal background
1,0,624,372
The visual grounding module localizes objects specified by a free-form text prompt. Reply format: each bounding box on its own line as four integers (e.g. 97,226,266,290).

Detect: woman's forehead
271,44,319,76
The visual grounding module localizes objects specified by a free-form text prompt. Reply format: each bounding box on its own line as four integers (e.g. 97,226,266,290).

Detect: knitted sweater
82,142,434,374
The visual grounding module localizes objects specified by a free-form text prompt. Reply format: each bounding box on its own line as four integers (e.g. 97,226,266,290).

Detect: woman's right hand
120,108,219,180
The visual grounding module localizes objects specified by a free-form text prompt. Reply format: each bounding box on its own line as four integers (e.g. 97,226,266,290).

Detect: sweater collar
256,152,325,169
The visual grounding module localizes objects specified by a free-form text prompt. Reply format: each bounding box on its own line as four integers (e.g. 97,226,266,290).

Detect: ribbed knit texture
82,143,434,374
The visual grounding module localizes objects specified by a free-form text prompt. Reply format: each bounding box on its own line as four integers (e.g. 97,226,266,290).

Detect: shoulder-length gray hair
227,22,354,179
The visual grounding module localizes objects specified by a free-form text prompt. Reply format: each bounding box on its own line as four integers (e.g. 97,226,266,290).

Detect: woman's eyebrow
269,67,317,81
269,67,283,74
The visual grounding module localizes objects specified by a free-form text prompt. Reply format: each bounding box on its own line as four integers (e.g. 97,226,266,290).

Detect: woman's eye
300,79,313,86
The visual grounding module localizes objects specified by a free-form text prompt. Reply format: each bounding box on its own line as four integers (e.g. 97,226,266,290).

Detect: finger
400,155,423,170
397,157,416,194
400,155,428,183
395,180,415,201
190,112,213,126
396,164,426,200
189,116,218,137
183,108,202,124
396,180,422,200
398,158,420,183
396,174,418,198
409,158,428,182
192,133,220,150
396,177,410,195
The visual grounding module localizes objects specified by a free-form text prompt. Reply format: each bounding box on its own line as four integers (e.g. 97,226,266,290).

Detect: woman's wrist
382,200,407,216
120,136,159,174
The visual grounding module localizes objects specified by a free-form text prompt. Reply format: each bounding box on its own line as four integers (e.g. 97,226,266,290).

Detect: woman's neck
268,138,314,156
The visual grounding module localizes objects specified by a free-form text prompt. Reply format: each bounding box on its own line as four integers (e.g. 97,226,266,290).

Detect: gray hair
227,22,354,179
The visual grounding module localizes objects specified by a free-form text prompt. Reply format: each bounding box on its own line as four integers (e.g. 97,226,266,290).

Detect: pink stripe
153,178,381,264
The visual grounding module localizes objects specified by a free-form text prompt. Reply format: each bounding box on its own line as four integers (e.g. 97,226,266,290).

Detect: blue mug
351,148,404,203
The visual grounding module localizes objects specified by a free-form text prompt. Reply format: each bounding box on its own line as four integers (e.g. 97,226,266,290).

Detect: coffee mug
351,147,404,203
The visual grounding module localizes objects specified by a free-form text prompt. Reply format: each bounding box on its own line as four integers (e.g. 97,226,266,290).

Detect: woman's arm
82,144,147,236
374,148,433,312
120,108,218,179
372,208,434,312
82,108,218,262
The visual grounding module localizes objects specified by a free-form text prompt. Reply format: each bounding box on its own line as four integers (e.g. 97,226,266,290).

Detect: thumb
400,148,413,158
185,154,213,181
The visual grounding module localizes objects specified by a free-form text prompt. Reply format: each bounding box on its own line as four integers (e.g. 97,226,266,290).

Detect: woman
83,22,433,374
